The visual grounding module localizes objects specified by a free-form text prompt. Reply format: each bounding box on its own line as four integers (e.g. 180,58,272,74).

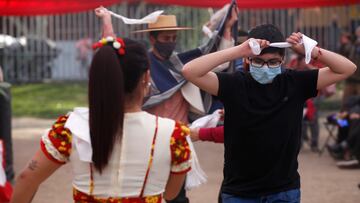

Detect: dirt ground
11,116,360,203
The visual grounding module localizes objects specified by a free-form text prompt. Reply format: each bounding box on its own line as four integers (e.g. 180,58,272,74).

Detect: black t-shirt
216,69,318,197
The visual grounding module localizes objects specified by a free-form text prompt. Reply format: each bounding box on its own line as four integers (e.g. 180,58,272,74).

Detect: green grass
11,83,87,118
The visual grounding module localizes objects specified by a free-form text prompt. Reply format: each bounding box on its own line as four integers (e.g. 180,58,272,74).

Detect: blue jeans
222,189,300,203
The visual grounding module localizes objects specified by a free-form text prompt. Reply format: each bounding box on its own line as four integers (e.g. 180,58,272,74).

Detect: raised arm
10,149,62,203
95,6,116,38
223,6,238,41
182,39,269,96
211,6,238,72
287,32,357,90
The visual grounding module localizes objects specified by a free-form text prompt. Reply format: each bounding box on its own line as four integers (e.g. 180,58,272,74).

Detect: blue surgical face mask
249,65,282,84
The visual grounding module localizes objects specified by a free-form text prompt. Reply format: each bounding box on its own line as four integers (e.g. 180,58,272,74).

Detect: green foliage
11,83,87,118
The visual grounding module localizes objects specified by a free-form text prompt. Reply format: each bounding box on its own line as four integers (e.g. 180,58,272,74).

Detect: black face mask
154,41,176,59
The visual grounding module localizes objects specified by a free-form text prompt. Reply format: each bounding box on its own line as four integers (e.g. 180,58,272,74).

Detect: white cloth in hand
249,34,318,64
190,109,222,129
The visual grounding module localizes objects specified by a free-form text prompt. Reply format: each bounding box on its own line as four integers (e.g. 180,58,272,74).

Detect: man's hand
237,38,270,58
286,32,305,55
287,32,322,59
225,7,238,29
223,7,238,40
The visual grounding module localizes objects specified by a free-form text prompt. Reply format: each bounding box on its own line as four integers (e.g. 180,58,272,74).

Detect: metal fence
0,3,359,83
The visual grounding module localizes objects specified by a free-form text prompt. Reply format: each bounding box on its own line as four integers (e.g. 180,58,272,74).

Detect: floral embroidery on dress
73,188,162,203
40,115,72,164
170,122,191,174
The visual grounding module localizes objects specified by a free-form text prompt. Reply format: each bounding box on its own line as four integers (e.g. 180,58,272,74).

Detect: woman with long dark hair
10,37,191,203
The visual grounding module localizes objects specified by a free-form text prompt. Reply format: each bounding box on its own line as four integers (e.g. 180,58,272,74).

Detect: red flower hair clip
92,36,126,55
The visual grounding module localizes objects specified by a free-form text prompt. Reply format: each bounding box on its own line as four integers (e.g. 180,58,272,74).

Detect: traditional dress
40,108,191,203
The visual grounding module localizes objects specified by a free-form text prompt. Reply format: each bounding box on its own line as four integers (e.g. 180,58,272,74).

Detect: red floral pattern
40,115,72,164
170,122,191,174
73,188,162,203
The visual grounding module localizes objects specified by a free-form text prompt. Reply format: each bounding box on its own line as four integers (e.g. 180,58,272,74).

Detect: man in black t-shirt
182,24,357,202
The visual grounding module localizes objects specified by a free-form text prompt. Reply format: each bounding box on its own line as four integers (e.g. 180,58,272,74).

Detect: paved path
11,117,360,203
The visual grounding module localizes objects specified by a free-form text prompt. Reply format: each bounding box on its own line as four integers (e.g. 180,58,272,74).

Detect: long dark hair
88,38,149,173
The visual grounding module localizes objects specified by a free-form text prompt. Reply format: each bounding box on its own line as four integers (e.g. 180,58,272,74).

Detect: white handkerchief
64,107,93,162
269,42,292,48
185,136,207,190
249,38,261,55
109,10,164,25
301,35,318,64
249,34,317,64
186,110,224,190
190,109,222,129
186,110,222,189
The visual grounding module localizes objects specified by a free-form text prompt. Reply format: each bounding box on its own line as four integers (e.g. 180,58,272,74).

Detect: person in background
288,55,323,152
75,37,92,77
338,31,353,59
341,26,360,109
234,29,249,72
327,95,360,168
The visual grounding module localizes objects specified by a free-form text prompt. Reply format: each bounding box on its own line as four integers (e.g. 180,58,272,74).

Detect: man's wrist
234,44,248,58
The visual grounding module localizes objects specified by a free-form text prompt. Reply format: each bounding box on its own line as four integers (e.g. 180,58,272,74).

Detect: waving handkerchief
185,136,207,190
301,34,318,64
185,109,223,190
108,10,164,25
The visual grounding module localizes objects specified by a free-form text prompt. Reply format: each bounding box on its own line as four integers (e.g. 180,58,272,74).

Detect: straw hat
134,15,192,33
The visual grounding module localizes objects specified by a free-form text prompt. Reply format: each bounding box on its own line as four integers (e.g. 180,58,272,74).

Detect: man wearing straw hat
96,4,238,202
135,10,237,124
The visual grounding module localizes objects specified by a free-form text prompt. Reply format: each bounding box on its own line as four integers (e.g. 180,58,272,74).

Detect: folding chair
319,122,337,156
